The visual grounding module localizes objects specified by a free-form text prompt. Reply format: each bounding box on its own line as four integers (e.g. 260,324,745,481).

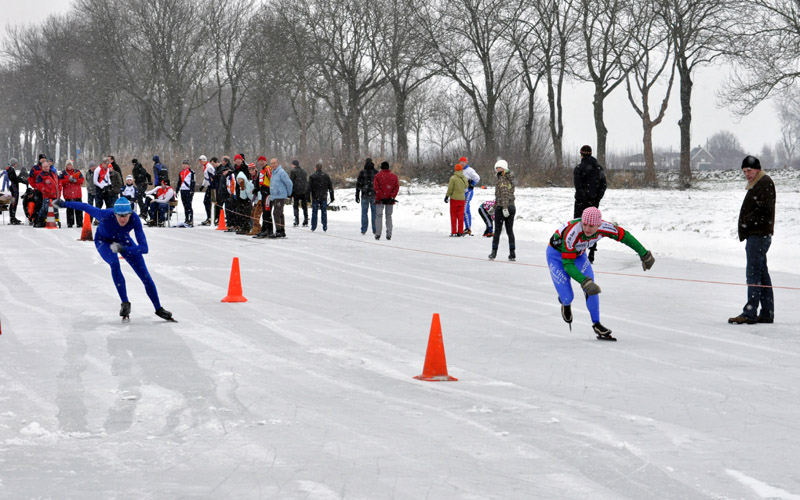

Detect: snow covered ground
1,173,799,499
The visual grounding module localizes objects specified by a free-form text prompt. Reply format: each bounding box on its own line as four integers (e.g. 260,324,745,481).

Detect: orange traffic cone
79,212,94,241
414,313,457,381
44,201,58,229
216,209,228,231
221,257,247,302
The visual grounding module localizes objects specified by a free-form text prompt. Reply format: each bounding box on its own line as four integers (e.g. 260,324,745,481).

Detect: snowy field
1,172,799,500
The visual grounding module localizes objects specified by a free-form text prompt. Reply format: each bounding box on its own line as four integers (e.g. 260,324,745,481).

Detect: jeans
464,188,474,229
742,235,773,320
360,196,376,233
311,199,327,231
293,194,309,225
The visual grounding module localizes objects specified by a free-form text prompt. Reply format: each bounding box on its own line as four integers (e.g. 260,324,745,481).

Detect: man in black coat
131,158,152,219
289,159,309,227
729,155,776,325
355,158,377,235
307,163,334,232
573,145,607,262
3,158,24,224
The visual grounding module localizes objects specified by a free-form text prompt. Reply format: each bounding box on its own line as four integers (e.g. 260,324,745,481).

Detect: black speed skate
560,302,573,331
120,301,131,322
155,307,177,322
593,322,616,341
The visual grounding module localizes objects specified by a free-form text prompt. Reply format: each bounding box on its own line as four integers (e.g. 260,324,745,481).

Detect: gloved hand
641,250,655,271
355,194,360,203
444,196,449,203
52,199,65,209
69,176,76,183
330,197,334,203
502,208,509,218
580,278,601,296
110,242,124,253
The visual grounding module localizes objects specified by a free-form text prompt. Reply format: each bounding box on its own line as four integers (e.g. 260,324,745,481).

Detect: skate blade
121,316,130,323
595,334,617,342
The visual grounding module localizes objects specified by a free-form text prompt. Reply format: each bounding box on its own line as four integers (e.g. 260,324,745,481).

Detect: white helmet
494,159,509,171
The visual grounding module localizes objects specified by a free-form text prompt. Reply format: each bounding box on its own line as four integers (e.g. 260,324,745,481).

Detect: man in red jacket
59,159,85,227
35,158,60,227
373,161,399,240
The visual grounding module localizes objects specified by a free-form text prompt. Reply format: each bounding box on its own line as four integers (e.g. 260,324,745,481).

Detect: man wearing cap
2,158,24,224
444,163,468,236
152,155,168,186
53,197,173,322
178,159,196,226
573,145,607,263
728,155,776,325
199,155,217,226
59,159,85,227
145,178,175,226
373,161,399,240
356,158,377,235
289,159,309,227
547,206,654,340
35,158,61,227
307,162,334,232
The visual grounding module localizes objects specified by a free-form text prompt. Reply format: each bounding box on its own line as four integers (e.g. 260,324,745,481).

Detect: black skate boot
155,307,176,322
508,248,516,261
488,249,497,260
120,301,131,322
592,322,616,341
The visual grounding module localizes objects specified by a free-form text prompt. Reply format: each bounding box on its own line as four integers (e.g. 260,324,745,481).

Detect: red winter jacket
36,170,60,199
374,169,399,204
59,168,84,199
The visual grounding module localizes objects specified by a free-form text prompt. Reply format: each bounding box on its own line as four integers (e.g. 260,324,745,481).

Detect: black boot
592,322,615,341
488,249,497,260
120,301,131,317
155,307,173,321
561,303,572,324
508,248,516,261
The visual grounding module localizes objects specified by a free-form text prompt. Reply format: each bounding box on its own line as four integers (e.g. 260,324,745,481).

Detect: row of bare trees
2,0,799,186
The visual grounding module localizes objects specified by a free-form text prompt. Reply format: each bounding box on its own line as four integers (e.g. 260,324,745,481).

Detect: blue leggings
464,188,474,229
96,239,162,311
546,246,600,323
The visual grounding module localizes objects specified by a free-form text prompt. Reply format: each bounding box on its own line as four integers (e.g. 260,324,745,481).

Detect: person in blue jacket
54,197,173,321
268,157,293,238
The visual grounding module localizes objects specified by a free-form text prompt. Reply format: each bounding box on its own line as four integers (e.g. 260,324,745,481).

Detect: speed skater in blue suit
55,198,174,321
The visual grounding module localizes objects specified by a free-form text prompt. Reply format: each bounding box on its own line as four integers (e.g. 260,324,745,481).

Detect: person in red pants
444,163,468,236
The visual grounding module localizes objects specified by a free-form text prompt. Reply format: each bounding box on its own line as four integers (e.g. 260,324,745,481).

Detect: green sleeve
562,259,587,283
620,230,647,257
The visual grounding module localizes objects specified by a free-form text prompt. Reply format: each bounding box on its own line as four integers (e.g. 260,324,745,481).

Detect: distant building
624,146,715,171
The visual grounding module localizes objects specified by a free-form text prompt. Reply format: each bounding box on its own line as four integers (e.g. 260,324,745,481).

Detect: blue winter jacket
270,166,293,200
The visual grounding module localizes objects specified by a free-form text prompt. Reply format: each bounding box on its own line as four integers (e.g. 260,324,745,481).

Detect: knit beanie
741,155,761,170
581,207,602,226
580,145,592,155
454,163,463,171
152,155,160,162
459,156,468,163
380,161,390,170
234,154,244,162
494,159,508,171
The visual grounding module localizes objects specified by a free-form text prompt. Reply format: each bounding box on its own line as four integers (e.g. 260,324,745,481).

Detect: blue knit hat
113,198,133,215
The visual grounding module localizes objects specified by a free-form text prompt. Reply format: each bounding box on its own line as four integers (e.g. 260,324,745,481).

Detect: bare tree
705,129,744,168
206,0,258,152
659,0,732,187
413,0,522,162
578,0,639,166
625,0,675,186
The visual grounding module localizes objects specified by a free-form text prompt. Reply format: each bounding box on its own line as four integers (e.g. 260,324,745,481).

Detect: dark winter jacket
494,170,515,208
307,169,334,202
109,168,124,195
3,166,22,196
132,161,151,186
290,166,309,197
738,170,776,241
356,162,377,199
374,169,399,204
153,161,168,186
573,155,607,204
216,163,233,202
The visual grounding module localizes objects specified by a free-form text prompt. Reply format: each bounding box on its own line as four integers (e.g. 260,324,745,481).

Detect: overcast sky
3,0,782,158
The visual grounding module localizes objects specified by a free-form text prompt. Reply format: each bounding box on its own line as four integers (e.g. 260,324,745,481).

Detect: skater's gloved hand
355,194,360,203
444,196,449,203
580,278,601,295
641,250,655,271
110,242,125,253
502,208,509,218
52,199,65,209
69,176,76,183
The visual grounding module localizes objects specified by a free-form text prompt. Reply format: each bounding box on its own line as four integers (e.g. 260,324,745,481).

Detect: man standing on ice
547,207,654,340
53,197,173,322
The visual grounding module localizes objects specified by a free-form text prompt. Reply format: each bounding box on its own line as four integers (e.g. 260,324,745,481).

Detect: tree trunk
593,84,608,167
546,74,565,170
642,121,657,186
395,90,408,164
678,67,693,188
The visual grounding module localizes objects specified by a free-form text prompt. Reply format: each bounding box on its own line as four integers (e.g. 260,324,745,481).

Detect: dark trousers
7,193,19,220
180,190,193,223
135,183,148,216
574,199,601,254
492,205,516,252
293,194,308,225
478,205,493,233
203,189,214,220
743,235,774,320
261,200,273,235
273,199,286,234
65,197,83,227
311,199,327,231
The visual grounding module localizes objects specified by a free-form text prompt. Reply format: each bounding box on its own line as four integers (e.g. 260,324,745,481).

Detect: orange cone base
221,295,248,303
414,374,458,382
